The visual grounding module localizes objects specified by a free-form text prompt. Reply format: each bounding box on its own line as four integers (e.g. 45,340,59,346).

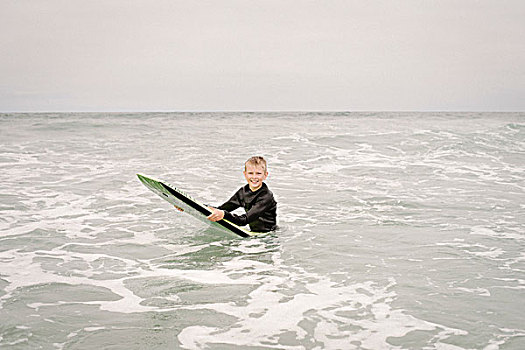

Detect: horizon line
1,109,524,114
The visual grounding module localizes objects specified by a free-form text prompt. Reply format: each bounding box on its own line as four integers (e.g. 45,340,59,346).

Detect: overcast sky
1,0,524,112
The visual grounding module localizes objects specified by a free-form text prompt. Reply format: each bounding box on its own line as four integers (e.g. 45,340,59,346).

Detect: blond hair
245,156,267,172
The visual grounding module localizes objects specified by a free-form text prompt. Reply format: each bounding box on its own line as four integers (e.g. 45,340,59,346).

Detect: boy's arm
222,195,273,227
207,190,241,222
217,191,241,212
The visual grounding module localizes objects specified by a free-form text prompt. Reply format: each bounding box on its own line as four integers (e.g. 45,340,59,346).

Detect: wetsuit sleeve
222,194,273,227
217,190,242,212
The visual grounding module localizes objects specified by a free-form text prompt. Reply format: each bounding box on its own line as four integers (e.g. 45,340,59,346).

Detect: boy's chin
249,182,262,190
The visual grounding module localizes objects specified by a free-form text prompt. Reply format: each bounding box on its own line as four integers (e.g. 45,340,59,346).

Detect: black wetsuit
218,183,277,232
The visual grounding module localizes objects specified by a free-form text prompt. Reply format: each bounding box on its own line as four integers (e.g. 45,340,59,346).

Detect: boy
207,156,277,232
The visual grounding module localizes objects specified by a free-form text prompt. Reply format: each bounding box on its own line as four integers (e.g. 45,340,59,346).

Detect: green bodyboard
137,174,256,238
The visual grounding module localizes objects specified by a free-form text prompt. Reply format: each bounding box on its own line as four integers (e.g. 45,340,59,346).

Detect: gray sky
1,0,524,112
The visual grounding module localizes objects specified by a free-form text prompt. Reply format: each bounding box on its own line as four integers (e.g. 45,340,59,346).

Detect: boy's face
244,163,268,192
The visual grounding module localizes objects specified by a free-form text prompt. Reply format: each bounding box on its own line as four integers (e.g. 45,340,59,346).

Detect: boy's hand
207,207,225,222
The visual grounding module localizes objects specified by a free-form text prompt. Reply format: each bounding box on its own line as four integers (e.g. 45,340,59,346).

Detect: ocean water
0,112,524,350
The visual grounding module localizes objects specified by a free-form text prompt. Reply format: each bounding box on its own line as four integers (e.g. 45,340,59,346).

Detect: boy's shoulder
257,183,275,199
262,182,273,194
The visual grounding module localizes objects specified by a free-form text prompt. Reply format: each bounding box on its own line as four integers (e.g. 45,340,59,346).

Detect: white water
0,112,524,349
